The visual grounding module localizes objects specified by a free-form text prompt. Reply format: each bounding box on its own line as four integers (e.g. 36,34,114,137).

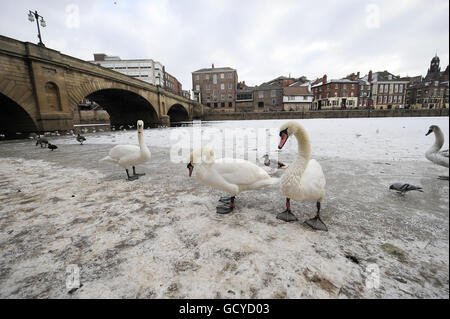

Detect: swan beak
426,129,432,136
279,133,288,149
187,162,193,177
138,124,143,134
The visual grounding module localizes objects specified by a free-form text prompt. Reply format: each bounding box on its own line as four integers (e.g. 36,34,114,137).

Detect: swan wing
213,158,272,186
281,159,326,202
109,145,141,160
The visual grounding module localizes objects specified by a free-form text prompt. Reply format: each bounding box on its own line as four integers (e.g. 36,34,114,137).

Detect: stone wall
202,108,449,121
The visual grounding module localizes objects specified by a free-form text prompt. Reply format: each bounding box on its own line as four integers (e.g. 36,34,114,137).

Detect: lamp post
28,10,46,47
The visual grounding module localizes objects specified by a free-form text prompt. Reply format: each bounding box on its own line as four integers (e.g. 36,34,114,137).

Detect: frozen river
0,117,448,298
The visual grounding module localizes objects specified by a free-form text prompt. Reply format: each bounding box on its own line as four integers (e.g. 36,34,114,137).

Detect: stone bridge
0,35,205,136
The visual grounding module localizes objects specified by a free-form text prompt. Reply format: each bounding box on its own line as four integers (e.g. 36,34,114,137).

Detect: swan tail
100,156,116,164
250,177,280,190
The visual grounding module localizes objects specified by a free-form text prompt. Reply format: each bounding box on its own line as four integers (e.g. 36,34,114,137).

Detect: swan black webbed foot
438,176,449,180
132,166,145,177
304,202,328,231
126,169,139,181
216,196,235,214
277,198,298,222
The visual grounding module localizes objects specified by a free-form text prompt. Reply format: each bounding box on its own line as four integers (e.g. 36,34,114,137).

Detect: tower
426,54,441,80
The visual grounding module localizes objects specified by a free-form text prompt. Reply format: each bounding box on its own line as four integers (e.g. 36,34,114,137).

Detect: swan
277,121,327,231
187,147,279,214
100,120,151,181
425,125,449,180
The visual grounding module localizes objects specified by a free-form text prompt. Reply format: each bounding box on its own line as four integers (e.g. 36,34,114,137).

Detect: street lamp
28,10,46,46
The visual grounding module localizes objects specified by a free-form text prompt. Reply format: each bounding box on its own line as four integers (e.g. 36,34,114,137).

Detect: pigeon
76,134,86,145
48,143,58,151
36,135,48,148
263,154,270,166
389,183,423,194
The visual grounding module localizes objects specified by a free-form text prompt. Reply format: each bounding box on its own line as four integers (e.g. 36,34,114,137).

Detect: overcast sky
1,0,448,90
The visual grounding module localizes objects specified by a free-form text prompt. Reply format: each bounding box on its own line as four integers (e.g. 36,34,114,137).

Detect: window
213,74,217,84
335,84,338,89
213,90,218,96
195,75,199,80
206,84,211,90
352,84,355,89
206,96,211,101
228,73,233,79
350,92,354,97
348,100,353,106
207,103,211,107
228,83,233,90
272,98,276,105
214,102,218,108
398,96,402,103
343,84,347,89
221,102,225,107
394,84,398,93
205,74,210,80
258,91,264,98
220,73,224,79
383,96,387,104
288,96,295,101
228,102,232,107
220,83,225,90
221,94,225,100
393,96,397,103
271,90,276,97
334,92,338,97
228,94,233,99
195,84,200,91
379,84,383,93
388,96,392,103
389,84,393,94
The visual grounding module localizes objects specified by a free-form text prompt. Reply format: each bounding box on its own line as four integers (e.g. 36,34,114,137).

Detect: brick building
164,70,183,96
192,64,238,112
311,75,359,110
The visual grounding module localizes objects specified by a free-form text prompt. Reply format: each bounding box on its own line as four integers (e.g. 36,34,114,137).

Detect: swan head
137,120,144,134
187,147,215,177
278,121,304,149
426,125,439,136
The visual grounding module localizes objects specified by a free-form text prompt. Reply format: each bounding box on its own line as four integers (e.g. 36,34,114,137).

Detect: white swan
425,125,449,180
187,147,279,214
277,121,327,231
100,120,151,180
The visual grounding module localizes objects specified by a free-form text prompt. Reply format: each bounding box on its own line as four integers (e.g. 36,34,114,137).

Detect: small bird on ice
76,134,86,145
389,183,423,194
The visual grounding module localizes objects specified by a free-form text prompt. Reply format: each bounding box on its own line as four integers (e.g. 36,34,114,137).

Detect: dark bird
36,135,48,148
48,143,58,151
389,183,423,194
76,134,86,145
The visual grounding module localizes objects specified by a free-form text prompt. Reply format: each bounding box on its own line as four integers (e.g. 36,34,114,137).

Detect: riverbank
202,108,449,121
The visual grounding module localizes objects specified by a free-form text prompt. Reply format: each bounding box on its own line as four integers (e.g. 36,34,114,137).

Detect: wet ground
0,134,448,298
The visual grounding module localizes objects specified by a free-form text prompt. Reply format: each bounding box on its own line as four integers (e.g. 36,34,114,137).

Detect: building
282,85,313,111
235,81,255,112
192,64,238,112
361,70,409,109
182,90,191,100
164,71,183,96
252,82,284,112
311,75,359,110
406,55,449,109
91,53,164,86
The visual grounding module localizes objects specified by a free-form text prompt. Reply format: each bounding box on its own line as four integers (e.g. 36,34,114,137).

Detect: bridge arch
167,103,190,126
82,88,159,128
0,93,38,138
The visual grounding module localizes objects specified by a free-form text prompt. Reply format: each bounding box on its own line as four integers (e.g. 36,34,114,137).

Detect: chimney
368,70,373,82
323,74,327,84
212,63,215,69
357,71,360,79
94,53,106,61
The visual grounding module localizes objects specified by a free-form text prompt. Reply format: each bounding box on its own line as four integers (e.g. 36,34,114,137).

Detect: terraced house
362,71,409,110
311,75,358,110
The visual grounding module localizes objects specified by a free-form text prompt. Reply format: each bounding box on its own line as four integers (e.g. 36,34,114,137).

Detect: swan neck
432,129,445,151
293,129,311,160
